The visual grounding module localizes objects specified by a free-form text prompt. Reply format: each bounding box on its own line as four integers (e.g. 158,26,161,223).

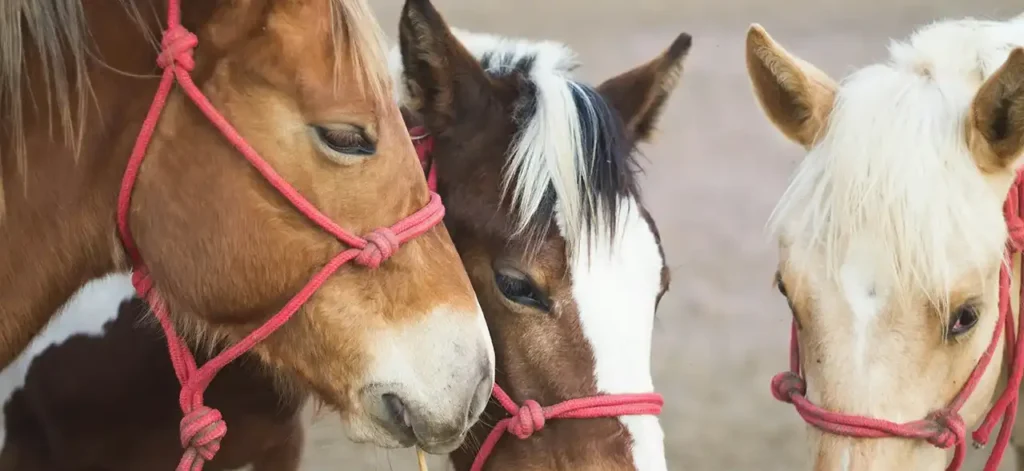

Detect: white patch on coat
0,272,135,446
567,198,666,471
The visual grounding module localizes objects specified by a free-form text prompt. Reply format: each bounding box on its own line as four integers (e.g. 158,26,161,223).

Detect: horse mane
1,0,94,184
390,29,640,254
769,16,1024,311
0,0,391,221
458,29,640,252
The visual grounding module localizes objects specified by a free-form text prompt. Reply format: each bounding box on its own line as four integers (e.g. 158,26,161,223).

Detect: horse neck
0,1,209,368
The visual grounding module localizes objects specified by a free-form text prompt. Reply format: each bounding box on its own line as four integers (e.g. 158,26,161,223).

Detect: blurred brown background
299,1,1023,469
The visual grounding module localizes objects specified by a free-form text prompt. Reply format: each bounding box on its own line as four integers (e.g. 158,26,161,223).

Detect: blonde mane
0,0,391,221
329,0,391,105
769,16,1024,309
1,0,92,199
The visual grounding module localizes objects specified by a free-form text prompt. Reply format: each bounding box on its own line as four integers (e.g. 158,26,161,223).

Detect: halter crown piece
770,166,1024,471
117,3,445,470
409,126,665,471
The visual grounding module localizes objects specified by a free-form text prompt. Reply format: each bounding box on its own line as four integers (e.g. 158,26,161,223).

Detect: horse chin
416,433,467,455
339,408,469,453
339,412,418,449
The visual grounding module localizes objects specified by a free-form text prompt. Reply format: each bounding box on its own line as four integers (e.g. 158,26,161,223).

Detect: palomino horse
747,14,1024,471
0,0,494,466
0,0,690,469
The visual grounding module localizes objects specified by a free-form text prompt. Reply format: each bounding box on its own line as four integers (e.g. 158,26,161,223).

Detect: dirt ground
298,1,1024,469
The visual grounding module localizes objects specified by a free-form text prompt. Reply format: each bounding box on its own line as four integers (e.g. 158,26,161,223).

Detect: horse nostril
467,373,492,423
383,392,412,431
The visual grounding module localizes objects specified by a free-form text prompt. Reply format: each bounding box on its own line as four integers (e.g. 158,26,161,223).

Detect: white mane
389,29,611,250
770,15,1024,305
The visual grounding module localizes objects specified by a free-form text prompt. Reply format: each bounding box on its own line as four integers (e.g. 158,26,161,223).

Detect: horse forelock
769,16,1024,316
328,0,392,107
390,28,642,259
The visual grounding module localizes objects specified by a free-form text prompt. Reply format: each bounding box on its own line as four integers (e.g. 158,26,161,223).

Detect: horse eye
494,269,549,311
314,125,376,156
948,303,980,337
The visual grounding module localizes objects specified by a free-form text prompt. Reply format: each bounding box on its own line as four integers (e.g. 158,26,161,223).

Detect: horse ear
745,24,836,149
968,47,1024,173
398,0,492,132
595,32,692,142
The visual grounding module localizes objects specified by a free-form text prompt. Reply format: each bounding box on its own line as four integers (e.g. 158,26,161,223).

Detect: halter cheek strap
118,5,445,470
771,169,1024,471
409,127,665,471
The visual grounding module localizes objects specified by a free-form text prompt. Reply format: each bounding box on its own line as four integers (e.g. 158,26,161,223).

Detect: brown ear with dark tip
596,32,692,142
745,24,837,148
398,0,493,132
968,47,1024,173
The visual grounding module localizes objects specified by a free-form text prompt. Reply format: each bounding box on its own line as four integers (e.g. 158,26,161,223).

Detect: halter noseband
771,169,1024,471
118,4,445,470
410,125,665,471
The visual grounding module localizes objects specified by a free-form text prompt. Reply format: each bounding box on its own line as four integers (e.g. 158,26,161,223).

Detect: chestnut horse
0,0,689,469
747,14,1024,471
0,0,493,462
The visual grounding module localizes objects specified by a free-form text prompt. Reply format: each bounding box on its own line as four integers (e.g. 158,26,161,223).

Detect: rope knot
508,399,546,439
158,25,198,71
179,406,227,461
354,228,400,268
924,410,965,449
770,372,806,403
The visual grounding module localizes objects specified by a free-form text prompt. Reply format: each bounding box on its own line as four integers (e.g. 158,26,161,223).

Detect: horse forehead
567,197,663,356
789,239,891,308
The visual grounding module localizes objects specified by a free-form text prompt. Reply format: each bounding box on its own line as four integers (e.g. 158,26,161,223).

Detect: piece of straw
417,448,429,471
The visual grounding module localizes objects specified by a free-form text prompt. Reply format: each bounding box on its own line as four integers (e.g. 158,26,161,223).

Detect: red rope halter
410,126,665,471
117,5,445,470
469,385,664,471
771,168,1024,471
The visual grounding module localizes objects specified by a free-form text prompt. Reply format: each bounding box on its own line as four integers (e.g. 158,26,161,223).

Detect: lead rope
117,4,445,470
408,127,665,471
771,167,1024,471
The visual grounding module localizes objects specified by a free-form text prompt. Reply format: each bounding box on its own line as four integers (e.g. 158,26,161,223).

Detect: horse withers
747,14,1024,471
0,0,492,462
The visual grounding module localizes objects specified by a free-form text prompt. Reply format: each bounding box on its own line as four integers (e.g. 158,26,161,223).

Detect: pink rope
116,3,445,470
409,130,666,471
410,126,437,192
469,385,664,471
771,168,1024,471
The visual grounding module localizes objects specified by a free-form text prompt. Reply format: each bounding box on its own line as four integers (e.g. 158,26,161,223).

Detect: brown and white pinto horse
0,0,493,462
0,0,689,469
0,274,305,470
394,0,688,468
